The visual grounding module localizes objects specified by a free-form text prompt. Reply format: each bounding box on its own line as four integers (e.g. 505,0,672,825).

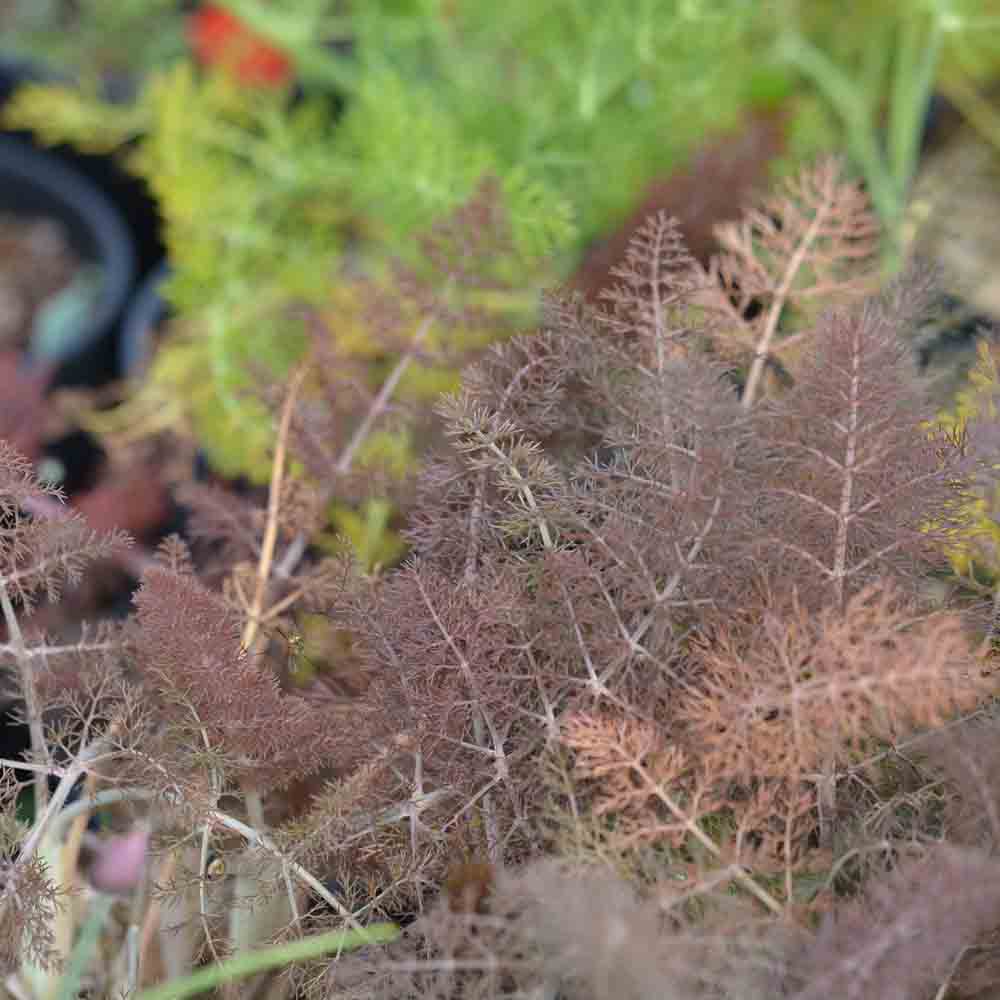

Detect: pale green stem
132,923,399,1000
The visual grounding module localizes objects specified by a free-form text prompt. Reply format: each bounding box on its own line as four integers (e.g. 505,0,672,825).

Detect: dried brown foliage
707,156,880,363
688,584,983,784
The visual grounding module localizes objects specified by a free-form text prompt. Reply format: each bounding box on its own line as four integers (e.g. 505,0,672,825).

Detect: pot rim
0,132,137,366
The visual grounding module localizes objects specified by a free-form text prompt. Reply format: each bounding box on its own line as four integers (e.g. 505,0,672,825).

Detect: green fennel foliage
319,0,780,245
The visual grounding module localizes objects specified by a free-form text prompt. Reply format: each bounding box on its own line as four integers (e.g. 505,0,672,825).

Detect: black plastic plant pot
0,132,138,385
116,258,215,491
118,258,170,379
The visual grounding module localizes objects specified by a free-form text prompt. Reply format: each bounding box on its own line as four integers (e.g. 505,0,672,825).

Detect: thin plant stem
0,583,48,811
208,810,367,932
741,164,833,409
241,363,308,652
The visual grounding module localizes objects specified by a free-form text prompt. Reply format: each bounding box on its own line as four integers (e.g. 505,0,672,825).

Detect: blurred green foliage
777,0,1000,268
4,1,793,485
1,0,188,88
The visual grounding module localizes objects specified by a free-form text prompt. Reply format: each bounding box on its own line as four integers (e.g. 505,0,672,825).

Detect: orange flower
187,4,293,88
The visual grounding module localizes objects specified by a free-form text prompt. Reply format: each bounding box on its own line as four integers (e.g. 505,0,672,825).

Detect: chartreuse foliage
931,339,1000,584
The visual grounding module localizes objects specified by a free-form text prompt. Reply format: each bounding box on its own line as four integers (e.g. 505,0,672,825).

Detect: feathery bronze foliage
4,159,1000,998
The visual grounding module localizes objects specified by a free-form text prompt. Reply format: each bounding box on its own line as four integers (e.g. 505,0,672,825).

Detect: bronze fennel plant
3,159,1000,999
